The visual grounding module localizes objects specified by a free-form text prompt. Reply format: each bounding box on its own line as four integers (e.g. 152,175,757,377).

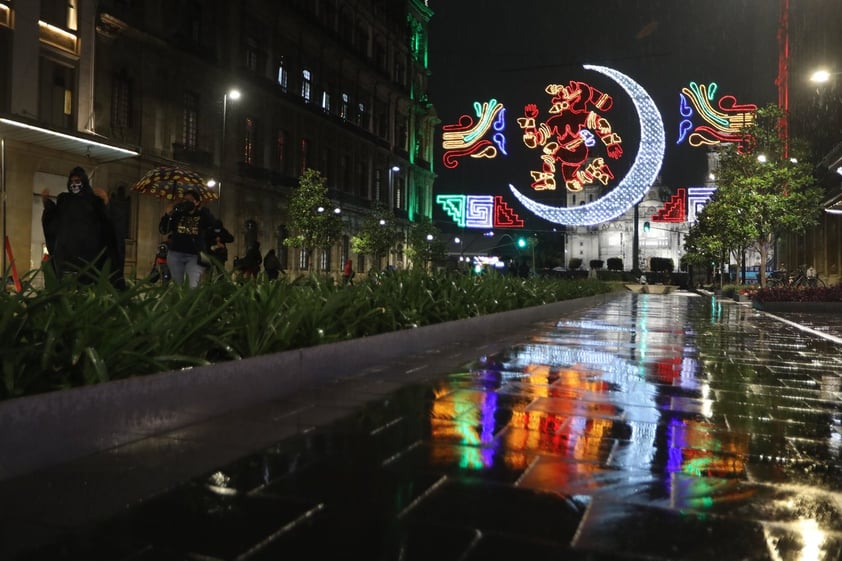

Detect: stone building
0,0,437,281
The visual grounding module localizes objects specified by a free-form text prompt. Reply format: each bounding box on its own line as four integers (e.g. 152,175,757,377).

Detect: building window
41,0,76,30
321,90,331,113
374,168,383,202
356,161,366,198
182,92,198,149
340,93,349,120
341,235,350,266
300,138,310,175
276,129,287,173
243,117,256,165
111,73,131,129
301,69,312,102
357,101,367,128
320,247,331,272
245,37,259,72
299,248,309,271
38,57,75,129
339,154,350,192
277,58,288,91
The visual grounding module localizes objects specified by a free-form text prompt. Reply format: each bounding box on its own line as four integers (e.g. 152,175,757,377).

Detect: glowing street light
810,69,833,83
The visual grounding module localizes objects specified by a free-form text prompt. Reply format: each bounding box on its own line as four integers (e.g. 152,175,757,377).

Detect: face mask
69,180,82,194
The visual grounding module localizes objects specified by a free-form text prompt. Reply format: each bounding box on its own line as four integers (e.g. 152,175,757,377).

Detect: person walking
41,166,124,288
342,258,355,285
206,219,234,279
263,248,282,280
158,188,216,288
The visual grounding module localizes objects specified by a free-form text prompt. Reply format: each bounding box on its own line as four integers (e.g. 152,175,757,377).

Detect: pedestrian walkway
3,292,842,560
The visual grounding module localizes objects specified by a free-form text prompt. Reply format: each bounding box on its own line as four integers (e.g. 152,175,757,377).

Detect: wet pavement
4,292,842,560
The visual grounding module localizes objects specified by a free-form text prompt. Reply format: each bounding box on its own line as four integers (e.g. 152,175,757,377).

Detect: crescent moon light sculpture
509,64,665,226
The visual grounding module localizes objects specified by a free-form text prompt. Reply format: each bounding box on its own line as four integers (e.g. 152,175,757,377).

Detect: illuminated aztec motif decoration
677,82,757,153
686,186,717,223
516,79,623,192
651,188,686,222
441,99,507,169
436,194,524,229
510,65,666,226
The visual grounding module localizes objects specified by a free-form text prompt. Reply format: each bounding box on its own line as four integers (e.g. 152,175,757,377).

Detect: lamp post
219,89,241,207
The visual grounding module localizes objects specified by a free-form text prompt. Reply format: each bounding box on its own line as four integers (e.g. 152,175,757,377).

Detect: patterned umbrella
131,166,218,202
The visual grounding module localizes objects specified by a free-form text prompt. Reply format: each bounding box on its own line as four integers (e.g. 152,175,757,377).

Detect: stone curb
0,292,618,480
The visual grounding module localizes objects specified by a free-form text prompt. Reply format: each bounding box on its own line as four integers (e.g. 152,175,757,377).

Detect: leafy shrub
569,257,583,270
0,268,613,400
589,259,604,270
650,257,675,273
755,284,842,302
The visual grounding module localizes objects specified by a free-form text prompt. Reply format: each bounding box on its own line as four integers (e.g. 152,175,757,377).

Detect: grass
0,267,613,400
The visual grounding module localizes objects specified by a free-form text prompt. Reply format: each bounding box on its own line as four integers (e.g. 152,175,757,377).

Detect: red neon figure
517,81,623,192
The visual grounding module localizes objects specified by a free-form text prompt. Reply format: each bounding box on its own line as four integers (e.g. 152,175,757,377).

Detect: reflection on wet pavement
11,293,842,560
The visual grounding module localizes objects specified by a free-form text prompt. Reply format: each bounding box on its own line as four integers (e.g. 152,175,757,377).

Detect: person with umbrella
158,188,216,288
41,166,125,289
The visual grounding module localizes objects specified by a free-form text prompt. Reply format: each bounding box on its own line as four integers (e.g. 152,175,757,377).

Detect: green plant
569,257,583,270
0,268,613,400
606,257,623,271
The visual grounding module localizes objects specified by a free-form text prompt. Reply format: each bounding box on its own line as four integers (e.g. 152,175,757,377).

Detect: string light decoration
441,99,507,168
436,194,524,229
686,186,717,223
651,187,686,222
509,65,665,226
677,82,757,153
516,78,623,192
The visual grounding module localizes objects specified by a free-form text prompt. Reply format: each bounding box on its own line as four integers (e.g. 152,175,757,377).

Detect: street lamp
809,69,840,83
219,89,241,205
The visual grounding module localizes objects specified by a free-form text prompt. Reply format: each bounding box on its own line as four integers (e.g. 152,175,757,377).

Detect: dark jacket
158,202,215,255
42,167,123,286
206,221,234,263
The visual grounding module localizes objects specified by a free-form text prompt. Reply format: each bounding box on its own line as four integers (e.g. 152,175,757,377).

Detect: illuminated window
340,93,349,120
182,92,198,149
357,101,367,128
301,69,311,102
321,90,331,113
111,73,131,129
299,248,309,270
320,247,331,272
277,58,288,91
243,117,256,165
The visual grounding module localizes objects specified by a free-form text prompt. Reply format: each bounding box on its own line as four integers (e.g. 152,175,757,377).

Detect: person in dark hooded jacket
41,166,124,288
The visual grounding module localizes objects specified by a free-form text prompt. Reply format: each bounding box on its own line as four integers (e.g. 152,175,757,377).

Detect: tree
405,216,446,269
350,203,400,271
684,105,823,287
284,169,343,272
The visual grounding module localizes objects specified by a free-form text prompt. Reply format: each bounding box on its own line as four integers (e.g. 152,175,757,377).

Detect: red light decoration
651,188,686,222
516,81,623,192
493,196,524,228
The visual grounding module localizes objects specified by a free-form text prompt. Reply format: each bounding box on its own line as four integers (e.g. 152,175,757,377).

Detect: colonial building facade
0,0,437,281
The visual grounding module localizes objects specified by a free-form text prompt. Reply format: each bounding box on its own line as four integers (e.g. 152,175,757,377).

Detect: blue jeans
167,250,204,288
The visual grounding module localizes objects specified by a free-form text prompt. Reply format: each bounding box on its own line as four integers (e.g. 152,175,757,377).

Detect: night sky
427,0,781,228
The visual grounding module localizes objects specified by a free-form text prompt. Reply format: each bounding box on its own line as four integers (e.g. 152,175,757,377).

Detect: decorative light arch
509,65,666,226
